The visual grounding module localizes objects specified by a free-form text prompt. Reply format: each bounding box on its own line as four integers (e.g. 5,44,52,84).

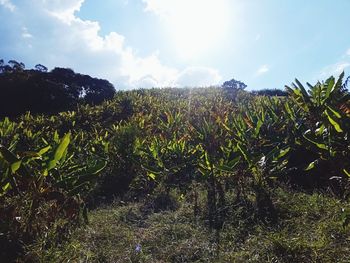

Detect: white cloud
317,49,350,80
0,0,222,89
346,48,350,56
21,27,33,39
41,0,84,22
256,65,269,75
175,67,222,87
319,62,350,78
0,0,15,11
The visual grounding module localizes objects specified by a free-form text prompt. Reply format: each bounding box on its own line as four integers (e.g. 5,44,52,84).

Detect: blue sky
0,0,350,89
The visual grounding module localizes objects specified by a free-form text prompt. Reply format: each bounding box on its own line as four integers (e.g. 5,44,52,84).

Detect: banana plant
0,132,107,239
285,73,350,179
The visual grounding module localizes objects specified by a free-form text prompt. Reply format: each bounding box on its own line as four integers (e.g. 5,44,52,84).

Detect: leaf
204,151,211,169
38,145,51,156
295,79,310,103
11,160,21,174
305,160,317,171
276,147,290,159
0,145,19,163
343,169,350,177
254,118,263,138
303,135,328,151
326,105,341,119
148,172,156,180
54,133,71,162
324,76,335,101
237,143,250,165
215,156,241,173
47,133,71,170
1,182,11,193
84,160,107,175
68,182,90,196
325,109,343,133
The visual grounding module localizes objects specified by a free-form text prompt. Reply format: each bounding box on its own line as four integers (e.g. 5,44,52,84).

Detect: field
1,73,350,262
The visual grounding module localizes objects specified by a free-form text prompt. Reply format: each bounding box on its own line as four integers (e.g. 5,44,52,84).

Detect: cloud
0,0,222,89
175,67,222,87
319,62,350,79
21,27,33,39
317,48,350,79
256,65,269,75
0,0,15,11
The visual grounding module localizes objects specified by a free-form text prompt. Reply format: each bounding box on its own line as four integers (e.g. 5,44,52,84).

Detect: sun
163,0,231,60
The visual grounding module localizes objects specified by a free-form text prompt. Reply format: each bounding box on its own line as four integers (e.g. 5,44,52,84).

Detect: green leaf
68,182,89,196
305,160,317,171
254,118,263,138
47,133,71,170
324,76,335,101
204,151,211,169
325,110,343,133
148,172,156,180
54,133,71,162
0,145,19,163
84,160,107,175
11,160,21,174
38,145,51,156
343,169,350,177
215,159,240,173
303,135,328,150
237,143,250,165
276,147,290,159
326,105,341,119
1,182,11,193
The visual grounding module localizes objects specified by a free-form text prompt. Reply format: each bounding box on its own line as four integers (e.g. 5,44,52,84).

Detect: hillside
1,73,350,262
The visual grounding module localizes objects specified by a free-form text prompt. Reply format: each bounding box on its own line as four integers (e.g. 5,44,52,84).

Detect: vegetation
0,66,350,262
0,59,115,117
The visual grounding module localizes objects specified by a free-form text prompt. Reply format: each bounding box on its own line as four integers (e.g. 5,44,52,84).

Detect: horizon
1,0,350,90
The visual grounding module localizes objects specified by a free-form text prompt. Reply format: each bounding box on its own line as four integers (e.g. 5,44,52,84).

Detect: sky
0,0,350,90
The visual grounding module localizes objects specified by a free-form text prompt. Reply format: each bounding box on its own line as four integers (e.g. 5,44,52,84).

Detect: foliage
251,88,288,97
222,78,247,90
0,71,349,261
0,59,115,117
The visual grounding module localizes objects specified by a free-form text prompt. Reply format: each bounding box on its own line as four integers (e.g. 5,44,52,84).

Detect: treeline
0,59,115,117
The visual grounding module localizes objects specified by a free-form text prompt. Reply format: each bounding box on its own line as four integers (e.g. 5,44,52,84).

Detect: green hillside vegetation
1,68,350,262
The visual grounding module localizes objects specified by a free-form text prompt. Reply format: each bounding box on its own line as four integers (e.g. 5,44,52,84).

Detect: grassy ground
27,188,350,263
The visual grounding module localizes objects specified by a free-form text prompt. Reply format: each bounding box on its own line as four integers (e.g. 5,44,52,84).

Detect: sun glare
164,0,231,60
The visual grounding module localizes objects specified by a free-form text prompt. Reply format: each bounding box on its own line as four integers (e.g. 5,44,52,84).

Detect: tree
8,60,25,71
252,89,287,97
35,64,48,72
0,60,116,117
222,78,247,90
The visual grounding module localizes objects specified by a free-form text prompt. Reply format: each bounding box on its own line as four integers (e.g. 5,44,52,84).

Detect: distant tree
8,60,25,71
252,89,288,97
221,78,247,101
35,64,48,72
0,60,116,117
222,78,247,90
0,60,13,74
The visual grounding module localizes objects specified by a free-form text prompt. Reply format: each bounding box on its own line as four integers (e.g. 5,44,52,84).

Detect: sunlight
163,0,231,60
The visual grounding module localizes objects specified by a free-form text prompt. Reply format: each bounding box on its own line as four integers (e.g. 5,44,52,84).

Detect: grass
26,187,350,263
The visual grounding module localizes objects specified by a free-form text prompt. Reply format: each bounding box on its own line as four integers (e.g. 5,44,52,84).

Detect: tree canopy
0,60,115,117
222,78,247,90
